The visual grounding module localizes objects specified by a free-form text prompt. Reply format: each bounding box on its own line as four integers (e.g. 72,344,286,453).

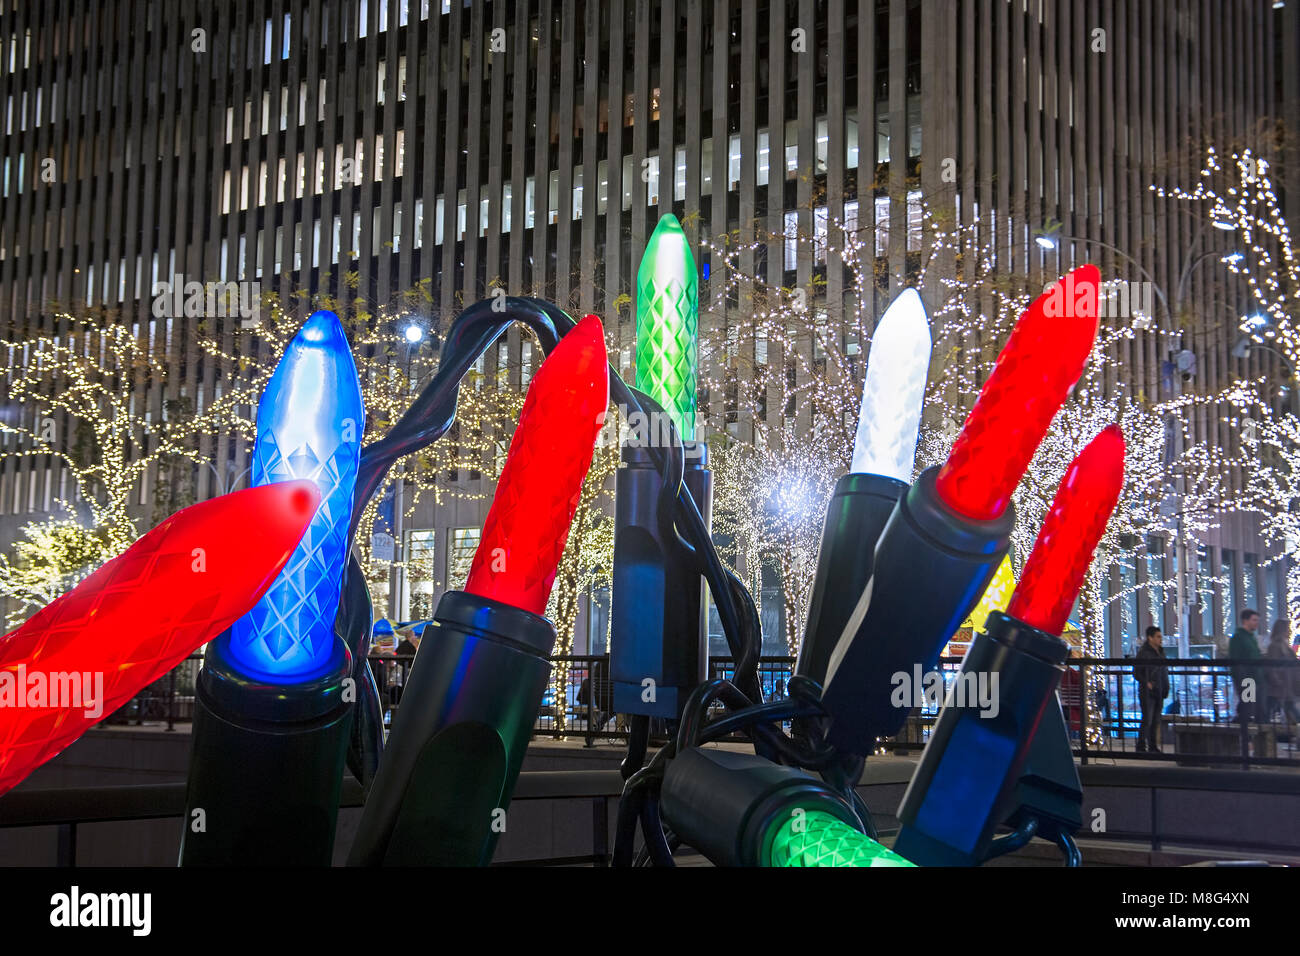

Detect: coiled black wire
328,294,842,862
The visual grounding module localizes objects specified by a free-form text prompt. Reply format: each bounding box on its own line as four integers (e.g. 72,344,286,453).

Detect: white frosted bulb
850,288,932,480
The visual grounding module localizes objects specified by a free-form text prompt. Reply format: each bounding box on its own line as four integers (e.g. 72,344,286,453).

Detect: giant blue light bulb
226,310,365,683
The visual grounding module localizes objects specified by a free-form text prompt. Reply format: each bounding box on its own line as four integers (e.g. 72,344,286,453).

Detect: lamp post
1034,223,1234,657
388,319,429,621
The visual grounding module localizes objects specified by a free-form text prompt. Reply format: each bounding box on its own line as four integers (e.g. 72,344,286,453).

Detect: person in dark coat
1133,626,1170,753
1229,609,1263,727
1265,619,1299,734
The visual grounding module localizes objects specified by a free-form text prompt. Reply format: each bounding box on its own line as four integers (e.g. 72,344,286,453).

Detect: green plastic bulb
636,213,698,441
767,810,916,867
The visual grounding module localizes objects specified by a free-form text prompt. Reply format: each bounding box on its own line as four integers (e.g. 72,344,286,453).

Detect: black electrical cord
334,296,765,789
640,791,676,867
621,715,650,781
346,295,848,866
1056,829,1082,867
984,816,1040,860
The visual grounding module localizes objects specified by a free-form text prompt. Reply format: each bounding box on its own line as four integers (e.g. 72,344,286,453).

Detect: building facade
1,0,1297,652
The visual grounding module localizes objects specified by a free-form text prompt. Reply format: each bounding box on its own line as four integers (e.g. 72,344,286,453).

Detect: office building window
1196,547,1214,637
1144,552,1167,633
448,528,480,590
1220,549,1236,636
406,530,436,620
1243,553,1259,618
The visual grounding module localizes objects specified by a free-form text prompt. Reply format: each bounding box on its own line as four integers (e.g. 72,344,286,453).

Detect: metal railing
0,772,626,866
100,654,204,731
98,652,1300,770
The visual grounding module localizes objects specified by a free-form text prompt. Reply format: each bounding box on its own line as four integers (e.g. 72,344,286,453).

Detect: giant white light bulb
849,288,932,480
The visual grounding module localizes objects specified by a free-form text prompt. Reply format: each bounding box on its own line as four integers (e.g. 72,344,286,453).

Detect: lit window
783,211,798,271
906,189,922,252
874,196,889,258
448,528,481,590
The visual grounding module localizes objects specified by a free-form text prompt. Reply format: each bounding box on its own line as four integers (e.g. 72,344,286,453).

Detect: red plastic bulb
935,264,1101,521
1007,424,1126,636
0,480,318,796
465,314,610,615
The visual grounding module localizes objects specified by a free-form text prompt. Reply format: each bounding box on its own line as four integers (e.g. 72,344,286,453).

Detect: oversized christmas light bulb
657,746,910,867
350,314,611,866
182,312,364,866
1007,424,1126,635
896,424,1127,867
850,287,932,480
768,810,915,867
819,267,1102,755
225,310,365,683
619,234,714,718
797,288,932,688
0,481,318,796
935,264,1101,521
636,213,698,441
465,313,610,613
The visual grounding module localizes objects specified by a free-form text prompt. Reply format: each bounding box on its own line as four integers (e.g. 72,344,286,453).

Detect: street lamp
1033,219,1236,657
387,316,432,620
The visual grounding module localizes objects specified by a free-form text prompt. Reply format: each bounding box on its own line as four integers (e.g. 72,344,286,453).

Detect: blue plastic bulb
226,311,365,683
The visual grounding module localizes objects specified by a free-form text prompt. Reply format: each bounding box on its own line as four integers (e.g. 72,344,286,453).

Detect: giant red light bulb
1007,424,1126,636
0,480,318,795
464,314,610,615
935,264,1101,521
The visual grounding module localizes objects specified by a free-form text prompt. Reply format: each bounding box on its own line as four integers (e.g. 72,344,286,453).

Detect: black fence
100,654,204,731
101,652,1299,770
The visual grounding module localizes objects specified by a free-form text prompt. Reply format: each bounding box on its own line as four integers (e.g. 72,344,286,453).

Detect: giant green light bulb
636,213,699,441
767,810,916,867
